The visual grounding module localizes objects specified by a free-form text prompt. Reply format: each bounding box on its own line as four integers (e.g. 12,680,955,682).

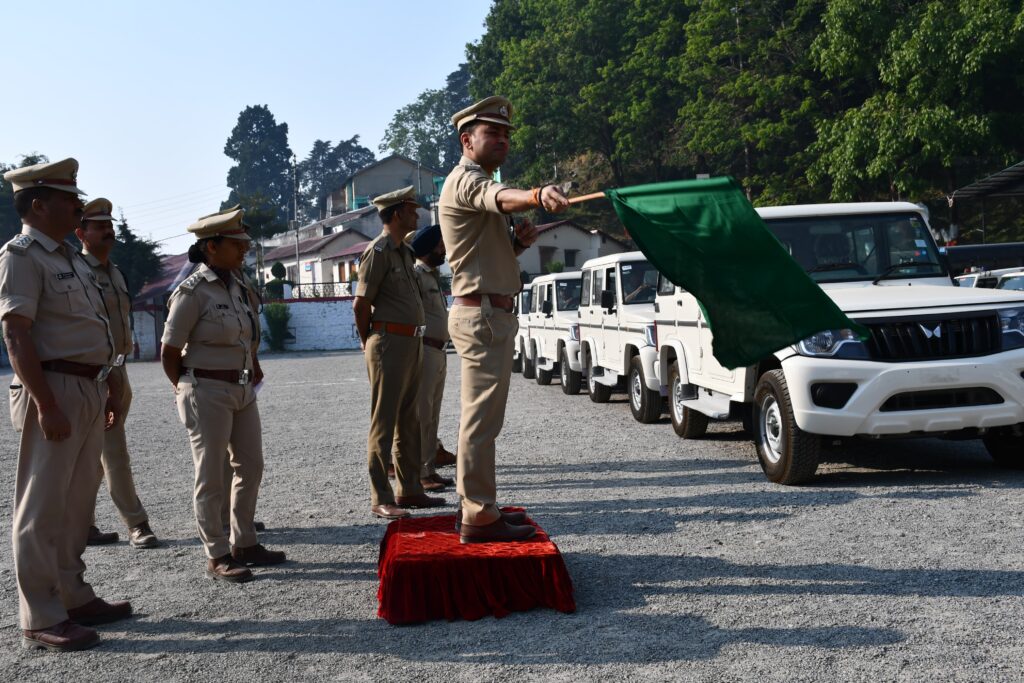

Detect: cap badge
498,106,508,117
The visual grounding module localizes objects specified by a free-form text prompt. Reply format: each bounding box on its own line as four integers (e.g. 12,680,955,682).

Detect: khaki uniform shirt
0,226,115,365
414,263,449,342
438,155,520,297
161,264,256,371
81,250,132,357
355,231,425,326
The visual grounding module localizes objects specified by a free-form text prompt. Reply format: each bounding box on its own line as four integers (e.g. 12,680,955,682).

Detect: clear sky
0,1,491,255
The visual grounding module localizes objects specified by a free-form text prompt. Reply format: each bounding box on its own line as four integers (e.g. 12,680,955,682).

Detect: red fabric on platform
377,508,575,624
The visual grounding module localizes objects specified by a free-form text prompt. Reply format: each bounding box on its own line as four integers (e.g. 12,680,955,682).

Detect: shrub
262,302,294,352
545,260,564,273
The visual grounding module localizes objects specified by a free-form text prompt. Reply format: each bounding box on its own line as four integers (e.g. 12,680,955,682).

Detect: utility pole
292,154,300,296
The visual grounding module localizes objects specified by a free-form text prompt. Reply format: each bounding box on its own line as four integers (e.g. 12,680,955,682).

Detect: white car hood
823,281,1024,316
619,305,656,325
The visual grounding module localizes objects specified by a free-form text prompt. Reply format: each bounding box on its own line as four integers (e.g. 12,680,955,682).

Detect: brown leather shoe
371,503,410,520
86,525,119,545
67,597,133,626
455,508,528,532
420,476,446,492
232,543,286,566
22,620,99,652
396,493,447,509
435,443,456,468
425,472,454,487
206,554,254,583
460,518,536,544
128,521,160,549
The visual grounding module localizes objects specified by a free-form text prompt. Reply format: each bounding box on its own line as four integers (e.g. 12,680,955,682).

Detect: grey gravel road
1,351,1022,682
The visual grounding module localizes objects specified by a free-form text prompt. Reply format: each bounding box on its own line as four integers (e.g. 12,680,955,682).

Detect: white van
523,272,584,393
512,288,533,375
578,252,663,422
654,202,1024,484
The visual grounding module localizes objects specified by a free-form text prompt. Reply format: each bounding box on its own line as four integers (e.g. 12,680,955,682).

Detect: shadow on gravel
260,525,387,546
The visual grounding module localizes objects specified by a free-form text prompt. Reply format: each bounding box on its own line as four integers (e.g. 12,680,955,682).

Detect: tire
628,357,661,423
752,369,820,484
512,341,523,373
522,341,536,380
668,361,709,438
585,349,611,403
984,428,1024,469
536,348,553,385
560,347,582,395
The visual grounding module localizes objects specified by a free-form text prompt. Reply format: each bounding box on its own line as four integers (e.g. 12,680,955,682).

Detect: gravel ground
1,350,1023,682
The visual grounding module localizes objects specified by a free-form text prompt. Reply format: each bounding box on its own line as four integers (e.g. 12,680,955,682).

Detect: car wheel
752,369,819,484
628,357,661,423
560,347,582,395
536,347,553,386
585,349,611,403
984,428,1024,469
512,341,523,373
668,361,708,438
522,341,536,380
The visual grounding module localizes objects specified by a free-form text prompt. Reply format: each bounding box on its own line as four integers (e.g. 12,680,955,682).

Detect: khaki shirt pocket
46,274,89,313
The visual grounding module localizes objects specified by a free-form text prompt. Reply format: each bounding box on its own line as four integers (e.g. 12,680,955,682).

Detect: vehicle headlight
795,328,869,359
999,307,1024,350
568,323,580,342
643,324,657,348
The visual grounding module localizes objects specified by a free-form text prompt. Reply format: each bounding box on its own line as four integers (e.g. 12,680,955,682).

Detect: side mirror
542,300,553,316
600,289,616,311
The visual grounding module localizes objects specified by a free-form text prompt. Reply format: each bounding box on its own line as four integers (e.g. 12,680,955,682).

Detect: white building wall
131,309,163,362
258,299,359,353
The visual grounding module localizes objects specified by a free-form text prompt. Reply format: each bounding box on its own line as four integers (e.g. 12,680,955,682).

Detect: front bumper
782,348,1024,436
565,340,582,372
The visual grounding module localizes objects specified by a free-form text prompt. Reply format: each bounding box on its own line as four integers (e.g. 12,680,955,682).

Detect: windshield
957,275,977,287
765,212,947,283
998,275,1024,291
520,290,532,314
555,278,582,311
620,260,659,304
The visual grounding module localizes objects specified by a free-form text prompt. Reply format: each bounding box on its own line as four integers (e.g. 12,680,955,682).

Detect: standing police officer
439,97,568,543
76,198,160,549
353,186,445,519
161,207,285,583
1,159,132,651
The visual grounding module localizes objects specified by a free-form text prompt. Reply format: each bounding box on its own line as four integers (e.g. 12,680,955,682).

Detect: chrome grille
862,313,1001,361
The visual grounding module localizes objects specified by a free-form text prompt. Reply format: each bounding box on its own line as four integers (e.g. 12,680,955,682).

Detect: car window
657,273,677,296
581,270,592,306
998,275,1024,291
520,289,532,314
555,278,582,311
619,260,658,304
591,268,604,305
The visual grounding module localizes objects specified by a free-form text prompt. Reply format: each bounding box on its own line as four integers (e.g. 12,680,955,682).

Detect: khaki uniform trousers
365,331,424,505
93,364,148,528
10,373,106,630
448,301,517,526
175,377,263,559
391,344,447,477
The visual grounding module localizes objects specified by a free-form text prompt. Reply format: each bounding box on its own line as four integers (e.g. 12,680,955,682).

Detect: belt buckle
415,326,426,337
113,353,125,367
239,369,251,385
95,366,112,382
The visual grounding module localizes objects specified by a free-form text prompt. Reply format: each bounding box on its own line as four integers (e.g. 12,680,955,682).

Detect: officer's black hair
13,187,56,218
458,121,484,138
187,235,226,264
378,203,402,224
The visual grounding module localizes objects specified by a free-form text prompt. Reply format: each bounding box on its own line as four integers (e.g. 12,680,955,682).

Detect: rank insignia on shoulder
5,234,34,254
56,272,75,280
179,273,202,292
374,242,384,253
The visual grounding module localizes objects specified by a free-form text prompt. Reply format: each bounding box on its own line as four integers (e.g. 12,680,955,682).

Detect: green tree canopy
0,153,50,242
298,136,375,220
222,105,294,236
379,64,472,174
111,217,162,301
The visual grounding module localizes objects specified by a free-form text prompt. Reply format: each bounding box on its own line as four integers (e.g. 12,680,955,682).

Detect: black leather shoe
455,508,527,532
396,494,446,509
231,543,286,566
86,525,118,546
460,518,536,544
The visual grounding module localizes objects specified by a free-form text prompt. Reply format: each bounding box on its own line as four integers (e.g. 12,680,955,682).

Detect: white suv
523,272,584,393
655,202,1024,484
512,288,533,375
579,252,663,422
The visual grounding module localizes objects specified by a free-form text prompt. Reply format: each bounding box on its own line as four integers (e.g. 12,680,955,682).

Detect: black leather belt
183,368,253,384
40,359,111,381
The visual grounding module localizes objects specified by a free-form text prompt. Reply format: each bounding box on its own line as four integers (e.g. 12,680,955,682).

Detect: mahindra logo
919,323,942,339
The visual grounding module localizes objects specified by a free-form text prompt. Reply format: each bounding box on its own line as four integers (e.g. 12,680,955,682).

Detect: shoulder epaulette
4,234,34,255
178,272,204,293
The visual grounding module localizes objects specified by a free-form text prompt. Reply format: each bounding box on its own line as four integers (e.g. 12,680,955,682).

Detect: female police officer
160,207,285,583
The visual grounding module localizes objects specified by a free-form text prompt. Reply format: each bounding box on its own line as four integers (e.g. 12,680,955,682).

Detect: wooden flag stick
567,191,607,205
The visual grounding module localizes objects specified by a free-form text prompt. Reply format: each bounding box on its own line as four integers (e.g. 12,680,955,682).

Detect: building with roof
518,220,631,279
326,154,441,214
131,251,193,360
261,227,372,286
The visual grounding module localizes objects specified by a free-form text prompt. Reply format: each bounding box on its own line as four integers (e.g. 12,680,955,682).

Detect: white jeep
655,202,1024,484
512,288,533,375
522,272,584,393
578,252,664,422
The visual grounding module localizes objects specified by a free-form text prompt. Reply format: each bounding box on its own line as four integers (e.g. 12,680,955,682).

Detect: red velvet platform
377,508,575,624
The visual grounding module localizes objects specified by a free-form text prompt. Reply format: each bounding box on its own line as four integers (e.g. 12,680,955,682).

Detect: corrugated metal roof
951,160,1024,203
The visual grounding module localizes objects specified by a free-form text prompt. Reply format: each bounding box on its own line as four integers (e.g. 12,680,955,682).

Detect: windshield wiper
871,261,942,285
807,262,862,273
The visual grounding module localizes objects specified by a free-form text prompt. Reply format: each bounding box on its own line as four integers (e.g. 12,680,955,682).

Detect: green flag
606,177,867,369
